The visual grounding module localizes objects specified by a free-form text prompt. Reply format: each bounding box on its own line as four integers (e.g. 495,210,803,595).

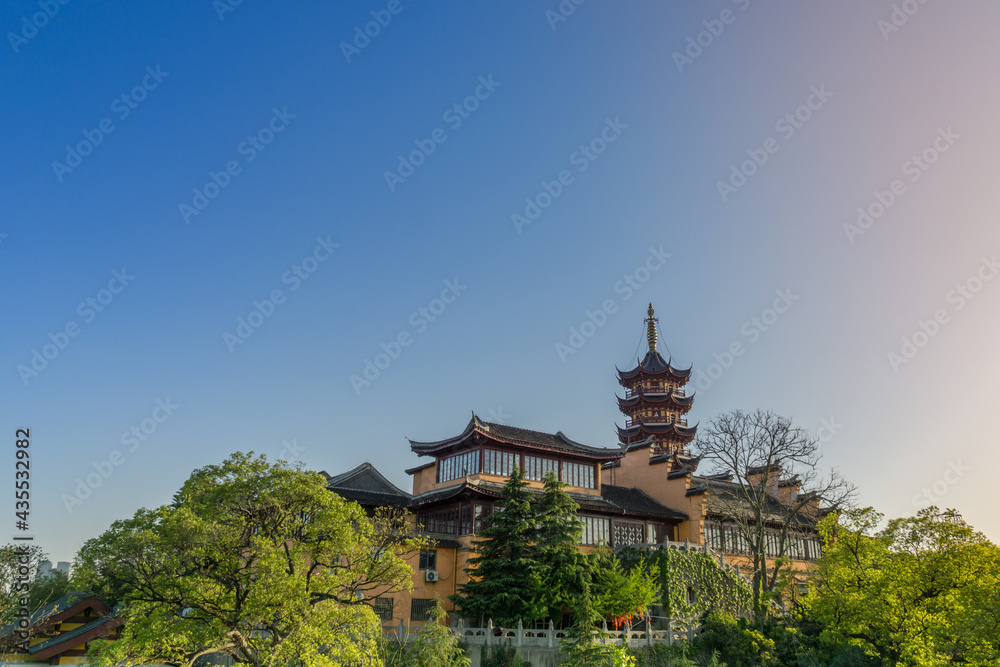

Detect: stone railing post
517,619,523,648
487,619,493,647
548,619,555,648
456,618,464,639
646,612,652,647
623,620,631,646
666,618,673,646
397,618,405,644
602,619,609,645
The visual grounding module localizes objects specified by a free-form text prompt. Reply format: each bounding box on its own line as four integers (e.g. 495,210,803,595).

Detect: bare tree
693,409,855,624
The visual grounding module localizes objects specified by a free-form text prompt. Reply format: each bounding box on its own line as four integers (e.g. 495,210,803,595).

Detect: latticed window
561,461,595,489
437,450,480,483
613,521,645,547
580,515,610,545
524,455,558,482
483,449,516,476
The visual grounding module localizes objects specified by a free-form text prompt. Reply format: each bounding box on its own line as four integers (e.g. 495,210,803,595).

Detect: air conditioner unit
425,570,439,582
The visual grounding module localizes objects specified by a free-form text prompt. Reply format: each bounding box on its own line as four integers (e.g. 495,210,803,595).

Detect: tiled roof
617,351,692,380
0,591,107,639
325,462,411,508
690,477,815,527
409,415,623,460
28,612,122,657
600,485,688,520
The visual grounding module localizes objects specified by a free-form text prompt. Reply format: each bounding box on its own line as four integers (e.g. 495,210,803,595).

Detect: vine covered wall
619,545,753,619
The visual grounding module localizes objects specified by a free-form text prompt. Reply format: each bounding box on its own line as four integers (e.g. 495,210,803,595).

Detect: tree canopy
803,506,1000,666
72,452,426,667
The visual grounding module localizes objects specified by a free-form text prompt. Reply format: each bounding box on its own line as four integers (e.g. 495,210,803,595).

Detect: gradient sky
3,0,999,562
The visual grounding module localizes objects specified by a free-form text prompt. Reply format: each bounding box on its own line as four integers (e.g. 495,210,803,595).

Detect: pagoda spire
646,303,658,353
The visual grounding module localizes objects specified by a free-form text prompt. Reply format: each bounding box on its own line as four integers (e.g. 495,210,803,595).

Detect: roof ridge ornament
646,303,658,353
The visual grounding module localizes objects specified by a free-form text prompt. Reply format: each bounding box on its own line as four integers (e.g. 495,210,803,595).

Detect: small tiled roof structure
0,592,122,663
600,485,689,520
688,477,816,527
27,611,124,661
0,591,110,640
408,414,624,462
324,462,412,508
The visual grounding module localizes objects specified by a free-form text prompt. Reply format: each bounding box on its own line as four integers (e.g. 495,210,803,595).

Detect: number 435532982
15,429,29,529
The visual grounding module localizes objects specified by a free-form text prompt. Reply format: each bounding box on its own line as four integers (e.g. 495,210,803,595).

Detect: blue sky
3,0,999,560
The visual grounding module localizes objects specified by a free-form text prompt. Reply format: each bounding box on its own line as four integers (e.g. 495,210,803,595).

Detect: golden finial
646,303,658,352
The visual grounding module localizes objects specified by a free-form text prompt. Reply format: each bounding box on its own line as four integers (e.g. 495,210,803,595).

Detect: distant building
326,304,823,625
36,561,72,579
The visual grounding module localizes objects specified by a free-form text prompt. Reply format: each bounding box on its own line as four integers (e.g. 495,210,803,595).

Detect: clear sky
3,0,999,561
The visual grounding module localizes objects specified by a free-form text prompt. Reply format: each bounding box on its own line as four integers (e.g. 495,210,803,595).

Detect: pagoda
616,304,697,465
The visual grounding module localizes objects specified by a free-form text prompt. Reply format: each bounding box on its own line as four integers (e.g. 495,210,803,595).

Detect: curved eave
616,392,695,410
616,353,693,383
617,422,698,439
410,415,623,461
408,414,482,455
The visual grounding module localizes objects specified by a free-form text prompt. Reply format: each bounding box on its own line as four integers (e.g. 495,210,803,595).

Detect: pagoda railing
623,387,687,399
624,416,688,428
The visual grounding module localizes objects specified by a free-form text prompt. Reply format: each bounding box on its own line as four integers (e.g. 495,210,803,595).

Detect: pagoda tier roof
409,414,624,461
617,420,698,440
617,391,694,410
408,478,686,521
617,350,692,383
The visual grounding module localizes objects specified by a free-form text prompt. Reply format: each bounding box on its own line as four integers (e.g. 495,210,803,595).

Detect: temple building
326,304,823,625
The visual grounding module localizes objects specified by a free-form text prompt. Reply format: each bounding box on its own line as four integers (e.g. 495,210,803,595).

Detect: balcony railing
624,416,688,428
623,387,687,399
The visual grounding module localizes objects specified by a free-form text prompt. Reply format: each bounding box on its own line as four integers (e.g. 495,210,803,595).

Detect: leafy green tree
29,568,69,611
587,548,660,626
405,601,469,667
0,543,45,624
534,471,585,621
802,506,1000,666
73,452,426,667
452,465,543,625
